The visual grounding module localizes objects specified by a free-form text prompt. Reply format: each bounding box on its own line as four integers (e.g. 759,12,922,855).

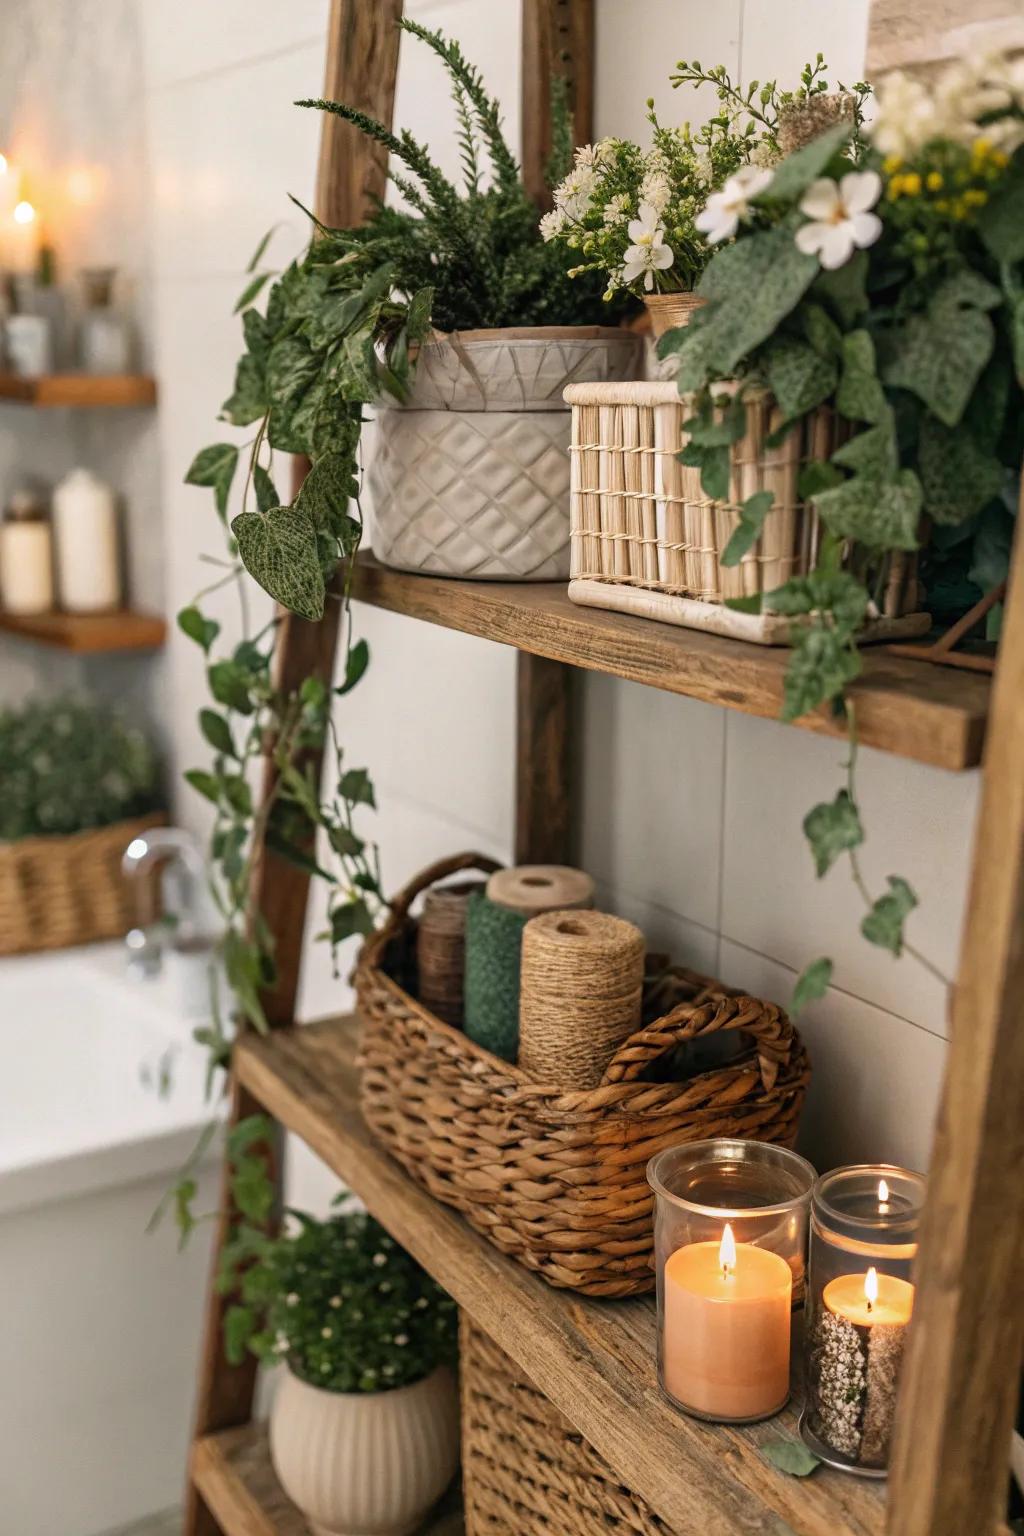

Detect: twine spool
518,910,645,1089
485,864,595,917
463,892,528,1062
416,881,483,1027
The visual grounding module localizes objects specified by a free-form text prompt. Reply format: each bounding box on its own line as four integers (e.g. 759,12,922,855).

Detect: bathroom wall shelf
192,1422,464,1536
0,608,166,652
0,372,157,407
231,1014,887,1536
350,554,990,772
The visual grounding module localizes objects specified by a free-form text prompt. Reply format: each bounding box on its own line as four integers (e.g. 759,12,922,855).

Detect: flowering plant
218,1191,457,1393
542,57,866,298
660,53,1024,1006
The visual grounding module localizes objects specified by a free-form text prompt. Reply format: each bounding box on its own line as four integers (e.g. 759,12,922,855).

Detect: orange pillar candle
663,1223,793,1421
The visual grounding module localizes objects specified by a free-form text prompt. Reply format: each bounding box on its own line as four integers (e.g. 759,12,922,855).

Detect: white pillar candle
0,518,53,614
52,468,121,612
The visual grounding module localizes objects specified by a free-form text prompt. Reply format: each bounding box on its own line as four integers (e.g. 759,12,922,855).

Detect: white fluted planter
270,1365,459,1536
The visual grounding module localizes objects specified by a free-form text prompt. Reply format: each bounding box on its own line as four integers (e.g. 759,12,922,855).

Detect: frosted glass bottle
0,490,53,614
53,468,121,612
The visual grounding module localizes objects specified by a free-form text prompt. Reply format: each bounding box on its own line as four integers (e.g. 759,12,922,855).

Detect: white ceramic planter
369,325,642,581
269,1365,459,1536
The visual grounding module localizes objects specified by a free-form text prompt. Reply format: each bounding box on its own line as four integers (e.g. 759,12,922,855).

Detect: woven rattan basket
461,1313,669,1535
356,853,811,1298
564,380,929,646
0,812,164,956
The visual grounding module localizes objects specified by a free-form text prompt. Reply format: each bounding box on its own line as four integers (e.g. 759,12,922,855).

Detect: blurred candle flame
719,1222,737,1277
878,1178,890,1205
864,1266,878,1312
13,200,36,225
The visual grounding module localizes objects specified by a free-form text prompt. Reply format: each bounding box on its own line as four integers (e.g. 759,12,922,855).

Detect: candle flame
13,200,36,225
719,1222,737,1277
878,1178,890,1205
0,154,8,177
864,1266,878,1312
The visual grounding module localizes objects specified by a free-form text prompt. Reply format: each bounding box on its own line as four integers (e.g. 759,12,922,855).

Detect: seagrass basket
461,1314,670,1536
356,852,811,1298
0,812,164,956
564,380,928,646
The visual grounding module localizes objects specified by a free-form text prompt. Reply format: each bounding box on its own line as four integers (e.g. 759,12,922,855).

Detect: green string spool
463,891,528,1062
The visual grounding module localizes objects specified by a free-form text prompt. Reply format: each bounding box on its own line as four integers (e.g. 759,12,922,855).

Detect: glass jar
647,1139,816,1424
0,488,53,614
800,1164,925,1476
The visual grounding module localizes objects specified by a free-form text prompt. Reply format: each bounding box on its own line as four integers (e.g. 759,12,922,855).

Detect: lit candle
662,1222,792,1421
812,1266,914,1468
3,199,40,275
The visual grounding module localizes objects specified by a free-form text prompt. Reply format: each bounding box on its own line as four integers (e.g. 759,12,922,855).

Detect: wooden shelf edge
234,1016,886,1536
0,372,157,407
349,554,989,770
0,608,166,652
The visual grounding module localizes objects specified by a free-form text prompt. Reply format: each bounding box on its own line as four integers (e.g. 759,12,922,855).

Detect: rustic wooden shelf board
0,372,157,407
349,555,989,771
235,1015,887,1536
0,608,166,652
192,1422,464,1536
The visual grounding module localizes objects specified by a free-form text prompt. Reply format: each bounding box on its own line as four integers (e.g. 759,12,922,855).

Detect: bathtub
0,941,222,1536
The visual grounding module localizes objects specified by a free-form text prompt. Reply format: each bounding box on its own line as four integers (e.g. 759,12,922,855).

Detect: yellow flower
901,172,922,196
926,171,944,191
963,187,989,207
935,198,950,214
882,154,903,175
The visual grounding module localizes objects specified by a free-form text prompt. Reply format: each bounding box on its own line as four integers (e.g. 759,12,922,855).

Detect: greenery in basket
175,23,609,1237
218,1172,457,1393
541,57,869,298
0,695,161,841
657,53,1024,1008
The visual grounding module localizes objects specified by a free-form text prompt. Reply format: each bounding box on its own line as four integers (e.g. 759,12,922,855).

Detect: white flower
639,169,672,215
695,165,774,245
602,192,630,227
372,1251,388,1267
539,206,566,241
286,1292,300,1307
621,203,674,292
329,1295,342,1309
795,171,883,270
393,1333,409,1347
553,163,597,222
321,1326,333,1340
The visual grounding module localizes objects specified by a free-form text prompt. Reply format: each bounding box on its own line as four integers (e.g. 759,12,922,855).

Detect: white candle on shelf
52,469,121,612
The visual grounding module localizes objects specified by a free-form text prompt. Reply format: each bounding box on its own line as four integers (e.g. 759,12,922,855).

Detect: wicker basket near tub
356,852,810,1298
368,327,641,582
461,1314,670,1536
0,812,164,956
564,380,929,645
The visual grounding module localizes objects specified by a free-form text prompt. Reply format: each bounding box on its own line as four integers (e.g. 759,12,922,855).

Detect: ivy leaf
340,767,376,808
883,276,997,428
830,417,899,481
798,460,844,499
678,440,730,500
329,824,365,858
337,637,370,696
185,443,240,519
978,157,1024,262
253,464,279,514
764,336,837,424
295,449,355,535
177,605,219,652
697,226,819,374
722,490,774,567
782,621,862,721
267,334,320,408
208,660,257,715
791,957,833,1018
682,392,748,446
220,352,268,428
330,898,376,944
758,120,851,202
801,302,843,360
861,875,918,955
814,469,922,551
836,331,887,424
765,568,869,633
762,1439,822,1477
232,505,326,621
803,789,864,877
812,248,869,328
184,768,222,806
234,271,271,315
199,708,237,758
917,417,1006,525
242,307,270,362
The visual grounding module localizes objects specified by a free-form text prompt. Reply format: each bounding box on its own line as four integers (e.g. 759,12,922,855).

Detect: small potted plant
220,1203,459,1536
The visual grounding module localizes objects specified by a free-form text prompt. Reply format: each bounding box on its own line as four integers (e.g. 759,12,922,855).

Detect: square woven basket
563,380,929,647
356,853,810,1298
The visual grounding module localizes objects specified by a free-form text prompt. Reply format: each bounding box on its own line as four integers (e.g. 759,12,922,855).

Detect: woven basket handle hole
555,918,588,936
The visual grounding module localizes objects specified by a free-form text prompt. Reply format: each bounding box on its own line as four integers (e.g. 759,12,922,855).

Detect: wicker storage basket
0,812,164,956
461,1313,670,1536
564,380,929,646
356,853,811,1298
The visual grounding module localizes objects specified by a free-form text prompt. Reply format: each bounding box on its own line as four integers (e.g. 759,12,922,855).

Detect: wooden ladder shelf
183,4,1024,1534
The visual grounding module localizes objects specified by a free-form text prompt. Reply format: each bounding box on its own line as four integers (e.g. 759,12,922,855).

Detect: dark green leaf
811,248,869,328
253,464,279,514
765,568,869,632
336,637,370,696
208,660,256,715
978,158,1024,262
798,460,844,499
234,271,271,315
265,827,332,880
861,875,918,956
267,334,319,407
340,767,376,808
678,440,730,501
232,505,326,621
295,449,354,535
177,605,219,652
758,121,851,202
184,768,222,805
220,352,268,428
722,490,774,567
764,336,837,424
682,392,748,447
246,225,278,273
830,418,899,481
801,303,842,360
223,1305,254,1366
186,443,240,516
803,789,863,877
199,708,236,758
762,1439,822,1477
917,417,1006,525
836,331,887,425
241,307,270,361
328,824,365,858
330,899,376,944
791,958,833,1017
697,227,819,375
883,278,996,428
782,620,862,721
814,469,922,551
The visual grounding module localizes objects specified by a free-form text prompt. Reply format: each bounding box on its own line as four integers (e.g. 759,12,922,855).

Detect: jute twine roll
463,892,528,1062
518,909,645,1089
416,880,484,1027
486,864,595,917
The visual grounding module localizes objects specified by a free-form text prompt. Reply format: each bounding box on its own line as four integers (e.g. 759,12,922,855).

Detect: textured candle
463,893,528,1061
809,1270,914,1467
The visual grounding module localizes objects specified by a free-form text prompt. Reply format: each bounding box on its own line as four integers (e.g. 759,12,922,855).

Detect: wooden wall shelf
192,1423,464,1536
0,608,166,652
234,1015,887,1536
349,555,990,772
0,373,157,407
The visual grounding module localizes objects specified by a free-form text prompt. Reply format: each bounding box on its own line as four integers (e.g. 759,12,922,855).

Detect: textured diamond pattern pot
269,1365,459,1536
369,326,641,581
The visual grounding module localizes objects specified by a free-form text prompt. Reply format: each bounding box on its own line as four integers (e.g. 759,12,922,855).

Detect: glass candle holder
800,1164,925,1476
647,1139,816,1424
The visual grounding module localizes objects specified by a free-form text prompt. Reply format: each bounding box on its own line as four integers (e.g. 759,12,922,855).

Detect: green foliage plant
657,55,1024,1007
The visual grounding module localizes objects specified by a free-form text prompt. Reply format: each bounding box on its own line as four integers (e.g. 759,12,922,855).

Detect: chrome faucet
121,826,214,977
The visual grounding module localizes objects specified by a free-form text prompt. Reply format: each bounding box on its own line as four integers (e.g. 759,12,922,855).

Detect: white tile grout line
97,1510,181,1536
145,35,327,96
